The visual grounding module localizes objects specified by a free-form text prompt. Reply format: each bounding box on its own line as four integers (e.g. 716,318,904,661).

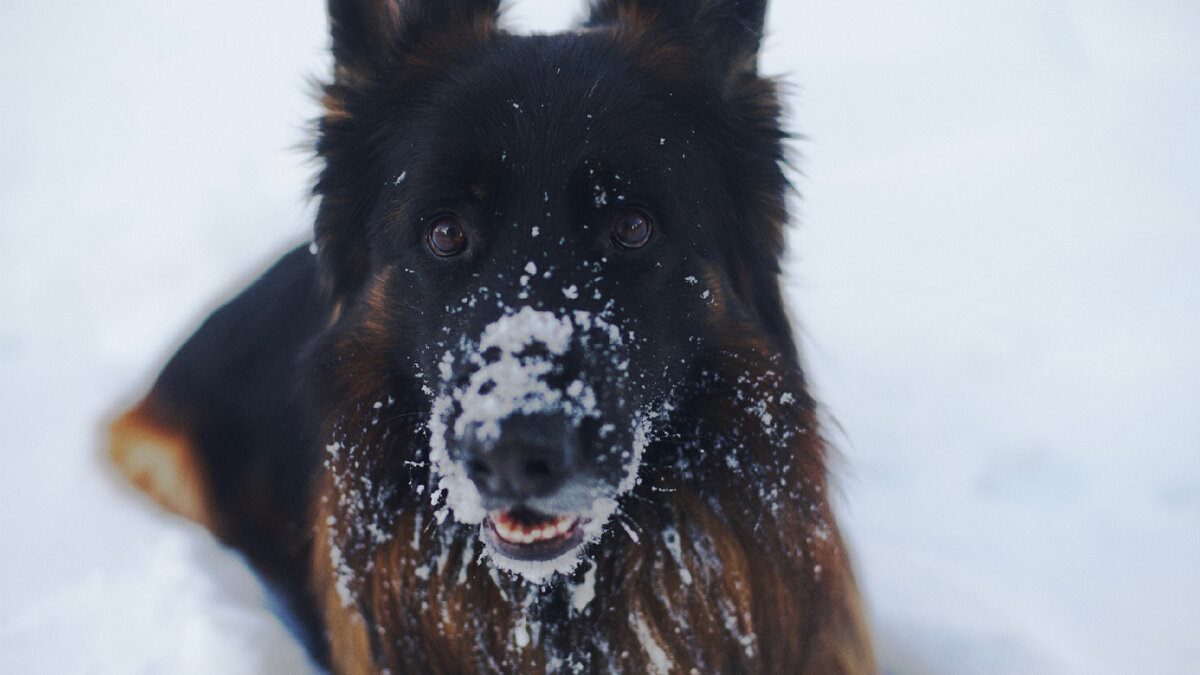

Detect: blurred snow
2,0,1197,672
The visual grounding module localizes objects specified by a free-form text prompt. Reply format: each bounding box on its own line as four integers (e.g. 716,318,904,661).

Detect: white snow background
2,0,1197,672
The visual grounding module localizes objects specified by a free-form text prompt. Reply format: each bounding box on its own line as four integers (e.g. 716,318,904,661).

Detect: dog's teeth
490,512,579,544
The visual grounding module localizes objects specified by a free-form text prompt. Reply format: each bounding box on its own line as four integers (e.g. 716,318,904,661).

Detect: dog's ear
587,0,790,340
584,0,768,80
316,0,502,306
328,0,502,85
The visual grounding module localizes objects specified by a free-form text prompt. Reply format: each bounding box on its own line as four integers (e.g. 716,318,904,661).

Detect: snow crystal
411,511,422,551
617,415,652,495
513,620,530,647
427,308,605,539
571,564,597,613
479,306,572,356
422,302,659,581
662,526,692,586
445,308,579,444
618,517,640,544
572,310,592,330
634,612,673,674
428,396,487,526
438,352,455,381
452,355,557,441
328,538,355,608
365,522,390,545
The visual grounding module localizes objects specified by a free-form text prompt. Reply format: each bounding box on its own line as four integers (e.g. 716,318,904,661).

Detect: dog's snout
465,442,562,499
463,416,575,502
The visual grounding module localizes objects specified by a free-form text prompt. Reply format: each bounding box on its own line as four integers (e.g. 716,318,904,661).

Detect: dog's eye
612,208,652,249
428,216,467,257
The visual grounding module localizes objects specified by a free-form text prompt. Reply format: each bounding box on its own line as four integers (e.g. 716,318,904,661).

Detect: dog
108,0,875,671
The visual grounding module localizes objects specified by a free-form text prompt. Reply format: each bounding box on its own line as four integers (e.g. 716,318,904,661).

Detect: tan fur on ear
108,401,216,532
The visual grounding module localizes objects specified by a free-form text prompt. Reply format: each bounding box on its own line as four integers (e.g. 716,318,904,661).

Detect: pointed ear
328,0,503,85
316,0,501,306
585,0,768,79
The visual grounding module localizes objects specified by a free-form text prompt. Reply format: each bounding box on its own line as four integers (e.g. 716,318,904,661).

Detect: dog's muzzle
427,307,637,578
460,413,593,561
462,413,577,503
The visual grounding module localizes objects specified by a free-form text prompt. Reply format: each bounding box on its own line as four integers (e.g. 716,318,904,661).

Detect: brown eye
612,208,652,249
428,216,467,256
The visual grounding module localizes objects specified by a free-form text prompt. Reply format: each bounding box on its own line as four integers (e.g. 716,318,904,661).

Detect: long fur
108,1,876,672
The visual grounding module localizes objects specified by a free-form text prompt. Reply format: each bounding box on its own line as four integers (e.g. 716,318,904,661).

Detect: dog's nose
463,415,573,501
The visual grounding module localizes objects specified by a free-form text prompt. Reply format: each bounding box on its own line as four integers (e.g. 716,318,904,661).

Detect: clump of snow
634,611,673,674
570,563,597,613
662,526,692,586
479,306,572,356
428,395,487,526
327,530,354,608
425,303,651,581
449,307,577,442
426,309,588,526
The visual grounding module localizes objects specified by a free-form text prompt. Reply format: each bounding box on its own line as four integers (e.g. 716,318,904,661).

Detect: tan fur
314,496,376,675
107,401,215,531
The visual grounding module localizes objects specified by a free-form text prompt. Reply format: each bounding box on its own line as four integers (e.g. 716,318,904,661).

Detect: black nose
463,416,572,501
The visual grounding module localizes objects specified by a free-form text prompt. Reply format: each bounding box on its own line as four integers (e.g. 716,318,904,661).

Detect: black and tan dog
109,0,875,671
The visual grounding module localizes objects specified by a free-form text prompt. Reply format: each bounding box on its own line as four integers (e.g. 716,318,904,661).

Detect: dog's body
109,0,875,671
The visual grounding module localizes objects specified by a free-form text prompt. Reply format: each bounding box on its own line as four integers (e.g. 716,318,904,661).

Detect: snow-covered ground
2,1,1197,672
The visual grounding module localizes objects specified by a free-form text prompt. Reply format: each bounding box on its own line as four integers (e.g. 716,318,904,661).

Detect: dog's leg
106,244,334,658
105,245,329,567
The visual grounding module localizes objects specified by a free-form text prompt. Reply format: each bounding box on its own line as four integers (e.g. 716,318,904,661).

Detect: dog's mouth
483,507,587,561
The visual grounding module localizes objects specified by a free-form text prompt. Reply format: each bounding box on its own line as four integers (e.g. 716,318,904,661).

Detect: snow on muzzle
427,306,645,580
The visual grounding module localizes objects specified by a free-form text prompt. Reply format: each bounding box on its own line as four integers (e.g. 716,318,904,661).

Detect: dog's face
372,38,718,577
314,0,791,581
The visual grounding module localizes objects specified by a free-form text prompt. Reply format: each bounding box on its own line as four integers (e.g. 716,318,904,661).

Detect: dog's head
313,0,792,581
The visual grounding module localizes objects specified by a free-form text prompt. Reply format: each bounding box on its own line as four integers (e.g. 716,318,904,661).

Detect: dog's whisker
380,410,426,427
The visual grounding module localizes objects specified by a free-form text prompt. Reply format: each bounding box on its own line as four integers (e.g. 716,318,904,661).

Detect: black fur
111,1,874,671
